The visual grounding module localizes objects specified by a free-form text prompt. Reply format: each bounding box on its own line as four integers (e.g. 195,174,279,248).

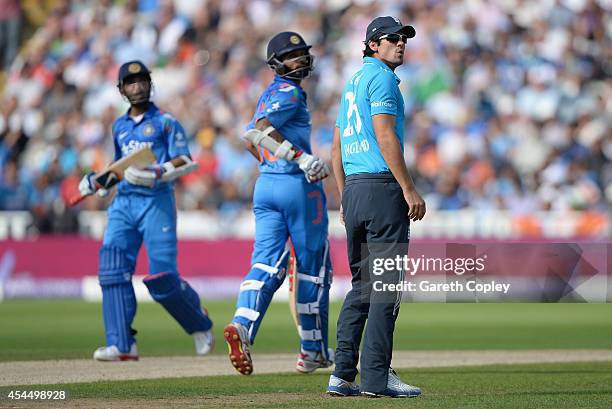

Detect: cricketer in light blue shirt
336,56,405,176
248,75,312,175
111,102,190,195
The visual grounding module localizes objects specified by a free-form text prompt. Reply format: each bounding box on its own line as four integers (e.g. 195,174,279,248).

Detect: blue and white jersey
248,75,311,174
112,103,190,195
336,56,405,176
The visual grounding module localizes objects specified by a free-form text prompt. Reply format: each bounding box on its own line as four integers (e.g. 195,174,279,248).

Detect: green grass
3,362,612,408
1,301,611,361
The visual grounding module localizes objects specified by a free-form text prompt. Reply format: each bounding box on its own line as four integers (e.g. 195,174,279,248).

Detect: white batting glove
296,153,330,183
78,172,110,198
78,172,96,196
124,165,166,188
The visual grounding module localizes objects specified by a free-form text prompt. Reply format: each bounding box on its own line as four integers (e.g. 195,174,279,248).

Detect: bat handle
68,193,88,207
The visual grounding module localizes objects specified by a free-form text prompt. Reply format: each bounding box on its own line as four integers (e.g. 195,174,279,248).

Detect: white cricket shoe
326,374,360,396
194,329,215,356
93,344,139,361
296,348,334,373
361,368,421,398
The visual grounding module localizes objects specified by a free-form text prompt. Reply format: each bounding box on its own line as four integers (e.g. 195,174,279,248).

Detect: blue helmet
266,32,314,80
116,60,152,105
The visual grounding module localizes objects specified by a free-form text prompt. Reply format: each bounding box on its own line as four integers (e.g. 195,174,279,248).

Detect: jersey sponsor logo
121,140,154,156
371,101,394,108
343,139,370,156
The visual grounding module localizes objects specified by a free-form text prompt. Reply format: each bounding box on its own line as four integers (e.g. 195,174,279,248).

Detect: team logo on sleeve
175,132,186,147
143,123,155,137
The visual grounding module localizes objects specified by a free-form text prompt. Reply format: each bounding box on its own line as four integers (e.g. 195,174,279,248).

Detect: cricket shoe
361,368,421,398
194,330,215,356
223,322,253,375
93,344,139,362
194,308,215,356
326,374,360,397
296,348,334,374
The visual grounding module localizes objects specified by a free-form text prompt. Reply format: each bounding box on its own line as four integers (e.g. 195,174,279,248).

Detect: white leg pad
297,302,320,314
240,280,265,292
252,263,279,275
235,307,260,321
297,273,324,285
299,326,323,341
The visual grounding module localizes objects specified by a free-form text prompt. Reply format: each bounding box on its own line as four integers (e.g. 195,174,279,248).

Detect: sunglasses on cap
378,33,408,44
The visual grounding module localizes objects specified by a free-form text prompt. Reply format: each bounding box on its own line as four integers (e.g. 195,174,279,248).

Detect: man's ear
368,40,379,53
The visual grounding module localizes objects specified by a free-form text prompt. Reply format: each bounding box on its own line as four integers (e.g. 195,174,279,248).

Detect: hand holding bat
68,147,156,206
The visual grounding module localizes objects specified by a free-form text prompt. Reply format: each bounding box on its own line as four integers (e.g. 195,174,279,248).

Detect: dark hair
363,39,380,57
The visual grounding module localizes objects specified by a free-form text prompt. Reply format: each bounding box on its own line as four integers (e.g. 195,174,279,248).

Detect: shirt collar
273,75,306,100
122,102,158,123
363,57,400,83
274,75,302,89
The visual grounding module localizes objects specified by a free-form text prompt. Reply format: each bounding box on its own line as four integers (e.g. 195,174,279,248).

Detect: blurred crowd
0,0,610,234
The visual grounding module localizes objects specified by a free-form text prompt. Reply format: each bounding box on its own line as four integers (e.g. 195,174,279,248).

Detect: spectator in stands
0,0,21,71
0,0,609,234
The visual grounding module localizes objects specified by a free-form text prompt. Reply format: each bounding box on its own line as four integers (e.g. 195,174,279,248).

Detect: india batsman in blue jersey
78,60,214,361
223,32,333,375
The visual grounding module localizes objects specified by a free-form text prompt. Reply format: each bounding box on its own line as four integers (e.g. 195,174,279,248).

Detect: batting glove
78,172,96,196
124,164,168,188
296,152,330,183
78,172,109,198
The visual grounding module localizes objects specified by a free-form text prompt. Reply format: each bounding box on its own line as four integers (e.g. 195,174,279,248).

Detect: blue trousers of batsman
98,192,212,353
232,172,332,358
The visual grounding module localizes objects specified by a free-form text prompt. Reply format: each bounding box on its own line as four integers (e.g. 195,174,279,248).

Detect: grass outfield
3,362,612,408
1,300,611,361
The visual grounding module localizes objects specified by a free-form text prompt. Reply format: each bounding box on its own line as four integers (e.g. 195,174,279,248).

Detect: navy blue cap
266,32,312,62
364,16,416,44
117,60,151,84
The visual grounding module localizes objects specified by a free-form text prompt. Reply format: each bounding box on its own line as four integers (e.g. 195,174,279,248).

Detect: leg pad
143,272,212,334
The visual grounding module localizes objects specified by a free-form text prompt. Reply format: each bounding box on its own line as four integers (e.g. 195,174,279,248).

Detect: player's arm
124,153,198,188
78,124,123,198
125,116,198,188
331,125,344,194
331,125,345,224
243,117,283,160
242,118,330,183
372,114,425,221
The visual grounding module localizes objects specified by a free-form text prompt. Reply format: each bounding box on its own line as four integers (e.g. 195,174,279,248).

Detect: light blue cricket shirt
336,56,405,176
